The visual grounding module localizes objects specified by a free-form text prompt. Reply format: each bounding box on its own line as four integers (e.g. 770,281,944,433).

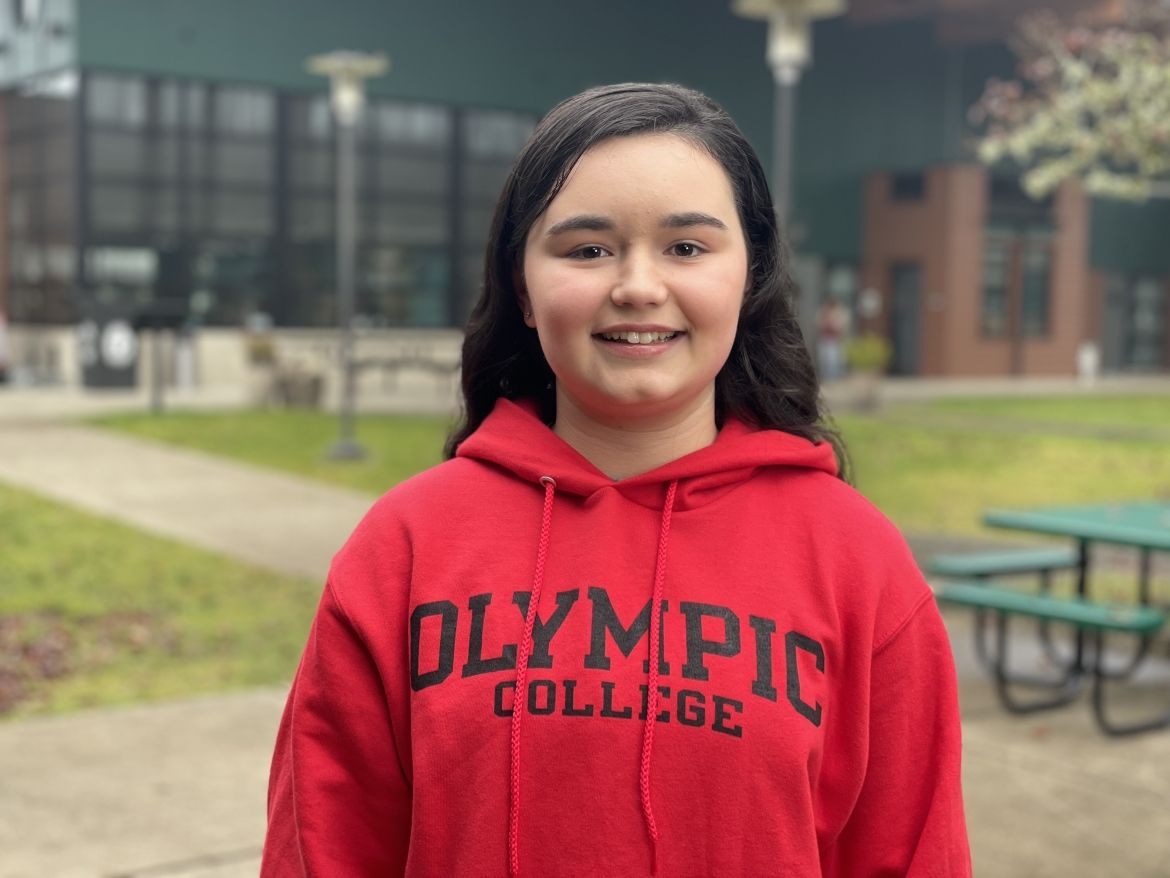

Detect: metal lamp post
732,0,845,231
307,50,389,461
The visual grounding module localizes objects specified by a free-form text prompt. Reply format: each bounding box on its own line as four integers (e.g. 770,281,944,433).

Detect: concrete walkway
2,385,1170,876
0,424,373,582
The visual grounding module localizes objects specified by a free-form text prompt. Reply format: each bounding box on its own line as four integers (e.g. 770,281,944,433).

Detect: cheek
525,267,598,332
690,266,747,340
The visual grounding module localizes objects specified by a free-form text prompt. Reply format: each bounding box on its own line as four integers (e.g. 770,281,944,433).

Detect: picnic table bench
934,581,1168,735
926,547,1080,672
929,502,1170,736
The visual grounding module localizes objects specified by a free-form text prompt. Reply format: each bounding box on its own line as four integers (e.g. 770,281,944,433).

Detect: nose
610,248,668,309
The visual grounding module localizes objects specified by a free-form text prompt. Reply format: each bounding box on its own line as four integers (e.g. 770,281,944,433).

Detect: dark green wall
794,18,1012,260
76,0,775,151
75,1,1170,274
1090,199,1170,274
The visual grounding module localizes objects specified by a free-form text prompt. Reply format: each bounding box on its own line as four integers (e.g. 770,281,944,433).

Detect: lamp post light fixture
307,50,389,461
732,0,845,231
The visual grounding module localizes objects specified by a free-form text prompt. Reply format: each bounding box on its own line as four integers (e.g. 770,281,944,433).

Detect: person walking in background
261,83,970,877
816,294,849,380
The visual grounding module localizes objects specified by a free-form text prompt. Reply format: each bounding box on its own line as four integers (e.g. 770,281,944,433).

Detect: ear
514,268,536,328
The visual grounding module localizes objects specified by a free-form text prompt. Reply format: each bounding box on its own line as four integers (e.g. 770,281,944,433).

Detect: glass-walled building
3,68,533,329
1,0,1167,377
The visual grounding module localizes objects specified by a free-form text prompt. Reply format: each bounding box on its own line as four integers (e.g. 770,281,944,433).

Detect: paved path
0,690,283,878
2,390,1170,876
0,424,374,582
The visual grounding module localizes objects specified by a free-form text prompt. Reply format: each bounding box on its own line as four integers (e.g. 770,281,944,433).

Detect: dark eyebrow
661,212,728,231
545,215,615,236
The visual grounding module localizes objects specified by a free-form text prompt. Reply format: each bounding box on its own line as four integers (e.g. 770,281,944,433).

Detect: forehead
546,133,738,216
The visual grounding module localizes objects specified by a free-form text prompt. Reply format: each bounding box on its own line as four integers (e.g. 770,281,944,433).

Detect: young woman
262,83,970,877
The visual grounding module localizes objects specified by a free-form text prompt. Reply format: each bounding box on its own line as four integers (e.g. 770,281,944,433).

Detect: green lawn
0,481,320,719
95,396,1170,538
918,395,1170,434
839,407,1170,537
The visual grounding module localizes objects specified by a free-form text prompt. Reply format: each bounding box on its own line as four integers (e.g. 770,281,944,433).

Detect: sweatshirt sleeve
821,594,972,877
261,578,412,876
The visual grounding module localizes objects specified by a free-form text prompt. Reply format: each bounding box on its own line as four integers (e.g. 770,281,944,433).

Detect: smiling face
520,133,749,433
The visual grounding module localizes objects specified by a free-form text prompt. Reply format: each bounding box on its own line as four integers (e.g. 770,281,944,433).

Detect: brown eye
671,242,702,258
569,245,608,260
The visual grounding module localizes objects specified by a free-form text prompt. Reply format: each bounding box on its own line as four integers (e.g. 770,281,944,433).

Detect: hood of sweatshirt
457,398,838,510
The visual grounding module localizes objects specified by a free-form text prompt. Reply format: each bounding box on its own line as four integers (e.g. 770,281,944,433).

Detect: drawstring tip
650,845,658,876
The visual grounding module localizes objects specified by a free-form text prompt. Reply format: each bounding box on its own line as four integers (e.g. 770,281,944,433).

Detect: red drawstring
640,479,678,877
508,476,677,877
509,475,557,877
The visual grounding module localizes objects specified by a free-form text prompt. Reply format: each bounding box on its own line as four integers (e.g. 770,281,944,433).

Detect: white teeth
600,331,678,344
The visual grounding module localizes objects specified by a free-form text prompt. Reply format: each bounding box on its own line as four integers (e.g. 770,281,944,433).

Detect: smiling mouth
596,331,680,345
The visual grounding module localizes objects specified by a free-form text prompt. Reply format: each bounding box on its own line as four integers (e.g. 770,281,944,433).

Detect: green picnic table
936,501,1170,735
984,501,1170,605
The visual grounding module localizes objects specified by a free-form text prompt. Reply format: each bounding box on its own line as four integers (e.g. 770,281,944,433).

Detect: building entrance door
889,262,920,375
1103,276,1168,371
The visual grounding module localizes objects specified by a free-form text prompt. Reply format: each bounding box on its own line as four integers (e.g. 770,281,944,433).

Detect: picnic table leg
990,611,1083,714
1072,539,1090,672
1138,548,1152,605
1094,547,1154,681
1090,629,1170,736
1034,568,1078,672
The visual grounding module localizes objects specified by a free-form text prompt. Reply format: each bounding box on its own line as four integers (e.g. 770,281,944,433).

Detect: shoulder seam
873,589,935,656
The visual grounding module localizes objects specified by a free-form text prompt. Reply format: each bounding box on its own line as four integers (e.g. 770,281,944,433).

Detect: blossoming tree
969,2,1170,201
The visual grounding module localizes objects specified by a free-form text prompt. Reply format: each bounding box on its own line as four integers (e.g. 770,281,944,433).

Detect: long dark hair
444,82,847,479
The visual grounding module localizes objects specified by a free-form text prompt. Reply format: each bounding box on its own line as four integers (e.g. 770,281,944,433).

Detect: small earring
524,309,533,319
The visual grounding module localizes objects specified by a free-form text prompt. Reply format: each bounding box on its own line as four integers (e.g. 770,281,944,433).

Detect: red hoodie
262,399,970,877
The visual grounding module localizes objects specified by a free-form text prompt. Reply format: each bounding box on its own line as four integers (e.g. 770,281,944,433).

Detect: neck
553,389,719,480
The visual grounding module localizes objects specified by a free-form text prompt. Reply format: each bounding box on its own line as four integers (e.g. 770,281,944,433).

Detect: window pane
45,245,75,282
86,246,159,285
292,196,333,240
155,187,180,233
375,154,448,196
361,245,450,326
369,101,450,148
981,244,1008,337
463,159,513,201
376,201,447,245
9,141,38,178
214,87,275,135
156,136,182,180
90,131,147,177
45,132,74,177
464,110,532,159
213,140,273,184
211,191,273,236
290,96,332,141
188,139,210,181
461,205,496,247
158,81,183,129
291,146,333,190
45,183,73,232
87,75,147,127
158,81,206,130
91,184,142,232
1020,246,1050,337
1131,278,1166,368
8,192,30,233
185,85,208,128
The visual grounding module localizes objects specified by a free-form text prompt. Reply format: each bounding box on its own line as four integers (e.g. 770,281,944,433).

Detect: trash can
78,305,139,388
